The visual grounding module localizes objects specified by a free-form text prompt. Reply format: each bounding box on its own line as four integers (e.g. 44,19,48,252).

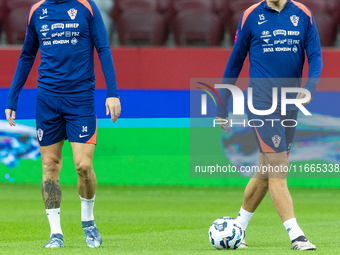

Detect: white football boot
291,237,316,250
238,231,248,248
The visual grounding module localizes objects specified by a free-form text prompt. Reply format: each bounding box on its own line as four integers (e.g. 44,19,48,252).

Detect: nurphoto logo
198,83,312,128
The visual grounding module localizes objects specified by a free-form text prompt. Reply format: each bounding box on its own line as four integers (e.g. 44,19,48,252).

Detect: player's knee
268,177,287,190
75,161,93,178
253,177,269,192
42,157,61,176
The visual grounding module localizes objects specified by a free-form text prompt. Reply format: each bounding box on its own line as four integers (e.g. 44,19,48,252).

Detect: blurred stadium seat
157,0,172,31
117,8,167,45
4,0,37,10
296,0,328,14
213,0,229,18
172,0,213,11
328,0,340,24
158,0,171,13
112,0,158,23
5,8,29,44
213,0,228,13
227,0,260,15
168,0,214,26
213,0,230,34
115,0,158,11
113,0,168,45
0,0,339,47
0,0,5,36
3,0,37,44
226,0,260,44
173,9,223,46
313,14,338,47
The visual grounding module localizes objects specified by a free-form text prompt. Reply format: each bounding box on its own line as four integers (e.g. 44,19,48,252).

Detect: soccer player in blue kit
216,0,322,250
5,0,120,249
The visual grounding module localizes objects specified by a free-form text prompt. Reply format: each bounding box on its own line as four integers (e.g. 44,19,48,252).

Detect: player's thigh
70,142,95,171
40,139,64,174
252,153,269,178
62,96,97,145
36,93,67,146
265,151,289,178
247,108,287,154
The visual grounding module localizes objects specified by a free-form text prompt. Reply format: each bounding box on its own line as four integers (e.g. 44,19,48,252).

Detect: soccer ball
208,217,244,250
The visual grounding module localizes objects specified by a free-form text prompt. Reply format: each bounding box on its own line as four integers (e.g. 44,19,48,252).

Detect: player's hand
5,109,16,126
296,92,311,106
105,97,121,123
216,116,228,131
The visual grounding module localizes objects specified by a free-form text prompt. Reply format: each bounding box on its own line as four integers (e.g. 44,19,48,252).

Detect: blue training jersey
6,0,118,111
216,0,323,118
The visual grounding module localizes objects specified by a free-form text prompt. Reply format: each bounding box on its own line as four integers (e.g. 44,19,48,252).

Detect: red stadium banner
0,47,339,90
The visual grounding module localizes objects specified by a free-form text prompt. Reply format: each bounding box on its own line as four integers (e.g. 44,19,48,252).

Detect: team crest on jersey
37,128,44,141
67,8,77,20
290,15,299,27
272,135,281,148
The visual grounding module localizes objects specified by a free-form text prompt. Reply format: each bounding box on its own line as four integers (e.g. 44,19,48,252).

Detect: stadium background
0,0,340,188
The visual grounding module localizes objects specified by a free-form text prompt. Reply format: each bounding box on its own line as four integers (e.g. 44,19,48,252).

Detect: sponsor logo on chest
273,29,286,37
52,23,64,30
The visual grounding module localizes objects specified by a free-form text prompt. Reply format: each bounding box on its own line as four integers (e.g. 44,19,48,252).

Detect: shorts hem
38,138,66,147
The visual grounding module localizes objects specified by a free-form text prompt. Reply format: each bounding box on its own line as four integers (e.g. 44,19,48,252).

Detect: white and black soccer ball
208,217,244,250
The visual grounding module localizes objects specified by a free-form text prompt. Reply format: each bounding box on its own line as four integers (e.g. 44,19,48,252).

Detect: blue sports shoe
44,233,64,248
82,220,102,248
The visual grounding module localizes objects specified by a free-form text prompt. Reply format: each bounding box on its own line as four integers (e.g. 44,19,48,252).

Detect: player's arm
89,1,121,123
216,13,251,129
299,13,323,105
5,7,39,126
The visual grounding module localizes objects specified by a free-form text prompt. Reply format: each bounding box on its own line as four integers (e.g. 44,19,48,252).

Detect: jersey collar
263,0,292,12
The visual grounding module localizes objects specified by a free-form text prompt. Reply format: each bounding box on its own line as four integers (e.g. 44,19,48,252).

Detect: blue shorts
247,108,298,155
36,93,97,146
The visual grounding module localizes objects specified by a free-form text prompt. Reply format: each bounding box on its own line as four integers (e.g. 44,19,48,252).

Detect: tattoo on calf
41,178,62,209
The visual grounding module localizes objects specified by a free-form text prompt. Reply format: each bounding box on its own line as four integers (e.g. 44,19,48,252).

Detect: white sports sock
80,195,95,222
236,206,254,231
283,218,305,241
46,208,63,237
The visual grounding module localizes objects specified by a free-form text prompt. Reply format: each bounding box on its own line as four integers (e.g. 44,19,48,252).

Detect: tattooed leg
41,178,62,209
40,140,64,209
39,140,65,241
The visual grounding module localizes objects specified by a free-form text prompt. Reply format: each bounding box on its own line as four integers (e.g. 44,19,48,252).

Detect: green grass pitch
0,183,339,254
